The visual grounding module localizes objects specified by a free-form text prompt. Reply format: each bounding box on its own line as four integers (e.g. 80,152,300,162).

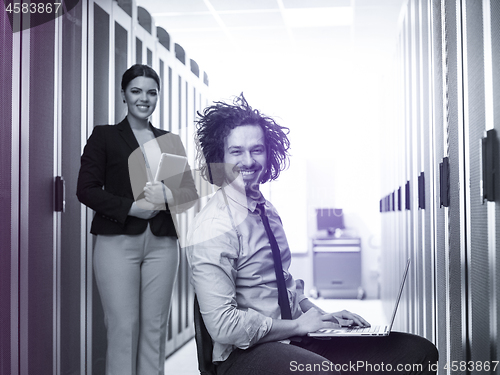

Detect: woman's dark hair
121,64,161,91
195,93,290,186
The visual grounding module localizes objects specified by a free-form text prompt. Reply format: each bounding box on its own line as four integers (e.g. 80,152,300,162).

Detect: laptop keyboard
346,325,380,333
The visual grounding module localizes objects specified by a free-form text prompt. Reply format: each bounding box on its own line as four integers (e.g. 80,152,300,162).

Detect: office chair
194,295,217,375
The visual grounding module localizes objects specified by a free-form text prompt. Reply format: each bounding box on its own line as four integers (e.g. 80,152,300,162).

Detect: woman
77,64,198,375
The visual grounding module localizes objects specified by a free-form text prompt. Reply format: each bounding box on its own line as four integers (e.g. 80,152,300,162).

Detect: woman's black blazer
77,118,198,236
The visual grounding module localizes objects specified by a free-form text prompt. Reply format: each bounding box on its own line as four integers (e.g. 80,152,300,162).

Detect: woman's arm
77,126,155,222
128,199,159,219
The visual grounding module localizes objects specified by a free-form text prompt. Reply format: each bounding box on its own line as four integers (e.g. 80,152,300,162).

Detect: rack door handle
55,176,65,212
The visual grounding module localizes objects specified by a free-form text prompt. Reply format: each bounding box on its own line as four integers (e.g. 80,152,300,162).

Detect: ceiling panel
355,0,403,7
137,0,406,76
169,29,230,46
140,0,209,13
230,27,291,44
219,11,285,28
154,14,219,30
354,4,403,23
282,0,351,9
291,26,351,44
209,0,280,11
291,26,351,55
284,7,352,27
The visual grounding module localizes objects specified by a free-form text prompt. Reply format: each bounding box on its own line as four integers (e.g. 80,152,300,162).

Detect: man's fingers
320,314,352,327
332,311,371,327
337,318,354,327
322,321,341,329
320,313,337,322
350,314,370,327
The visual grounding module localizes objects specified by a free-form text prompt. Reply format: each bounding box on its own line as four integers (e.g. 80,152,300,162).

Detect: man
187,94,438,375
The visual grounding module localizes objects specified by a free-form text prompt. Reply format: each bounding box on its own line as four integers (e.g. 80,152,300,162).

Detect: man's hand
322,310,371,328
298,298,370,327
294,308,340,336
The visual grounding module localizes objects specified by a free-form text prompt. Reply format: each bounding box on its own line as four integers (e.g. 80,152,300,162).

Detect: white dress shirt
186,181,306,363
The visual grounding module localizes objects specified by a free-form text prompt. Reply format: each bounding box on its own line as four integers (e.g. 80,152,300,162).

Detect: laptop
307,258,410,337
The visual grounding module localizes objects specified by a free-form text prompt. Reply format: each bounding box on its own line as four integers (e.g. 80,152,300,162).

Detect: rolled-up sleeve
295,279,308,305
187,218,272,356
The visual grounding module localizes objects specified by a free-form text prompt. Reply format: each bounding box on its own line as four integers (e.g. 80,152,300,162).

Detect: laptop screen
388,259,411,330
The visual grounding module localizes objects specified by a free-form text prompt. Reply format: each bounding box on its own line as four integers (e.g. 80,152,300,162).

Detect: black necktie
257,203,292,320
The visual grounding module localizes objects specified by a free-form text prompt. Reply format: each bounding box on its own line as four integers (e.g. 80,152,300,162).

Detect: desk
312,237,364,299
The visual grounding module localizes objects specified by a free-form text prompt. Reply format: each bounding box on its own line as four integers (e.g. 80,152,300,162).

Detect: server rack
2,0,211,373
380,1,500,374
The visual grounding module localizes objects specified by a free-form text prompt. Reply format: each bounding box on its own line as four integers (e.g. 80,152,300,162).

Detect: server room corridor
1,1,500,375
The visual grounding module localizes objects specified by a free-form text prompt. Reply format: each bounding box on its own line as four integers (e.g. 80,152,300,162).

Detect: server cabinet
489,0,500,365
462,1,491,372
3,0,211,373
1,6,15,375
381,1,500,374
60,1,87,374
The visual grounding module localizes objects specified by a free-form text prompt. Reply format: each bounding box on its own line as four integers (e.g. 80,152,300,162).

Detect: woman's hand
128,199,159,219
144,181,172,208
322,310,371,328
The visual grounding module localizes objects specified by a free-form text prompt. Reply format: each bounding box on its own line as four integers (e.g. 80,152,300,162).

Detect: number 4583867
5,2,62,14
444,361,499,372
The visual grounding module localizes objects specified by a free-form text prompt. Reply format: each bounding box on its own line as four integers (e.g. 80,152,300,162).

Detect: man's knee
415,334,439,363
395,332,439,368
278,343,340,375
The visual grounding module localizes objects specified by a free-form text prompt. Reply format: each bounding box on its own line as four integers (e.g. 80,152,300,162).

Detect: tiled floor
164,336,199,375
163,298,388,375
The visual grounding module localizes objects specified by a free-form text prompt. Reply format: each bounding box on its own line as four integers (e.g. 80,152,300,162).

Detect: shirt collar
221,180,266,213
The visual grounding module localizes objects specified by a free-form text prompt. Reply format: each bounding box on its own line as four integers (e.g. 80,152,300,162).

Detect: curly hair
195,93,291,186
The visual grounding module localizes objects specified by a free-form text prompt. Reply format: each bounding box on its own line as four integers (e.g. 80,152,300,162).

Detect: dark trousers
216,332,439,375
